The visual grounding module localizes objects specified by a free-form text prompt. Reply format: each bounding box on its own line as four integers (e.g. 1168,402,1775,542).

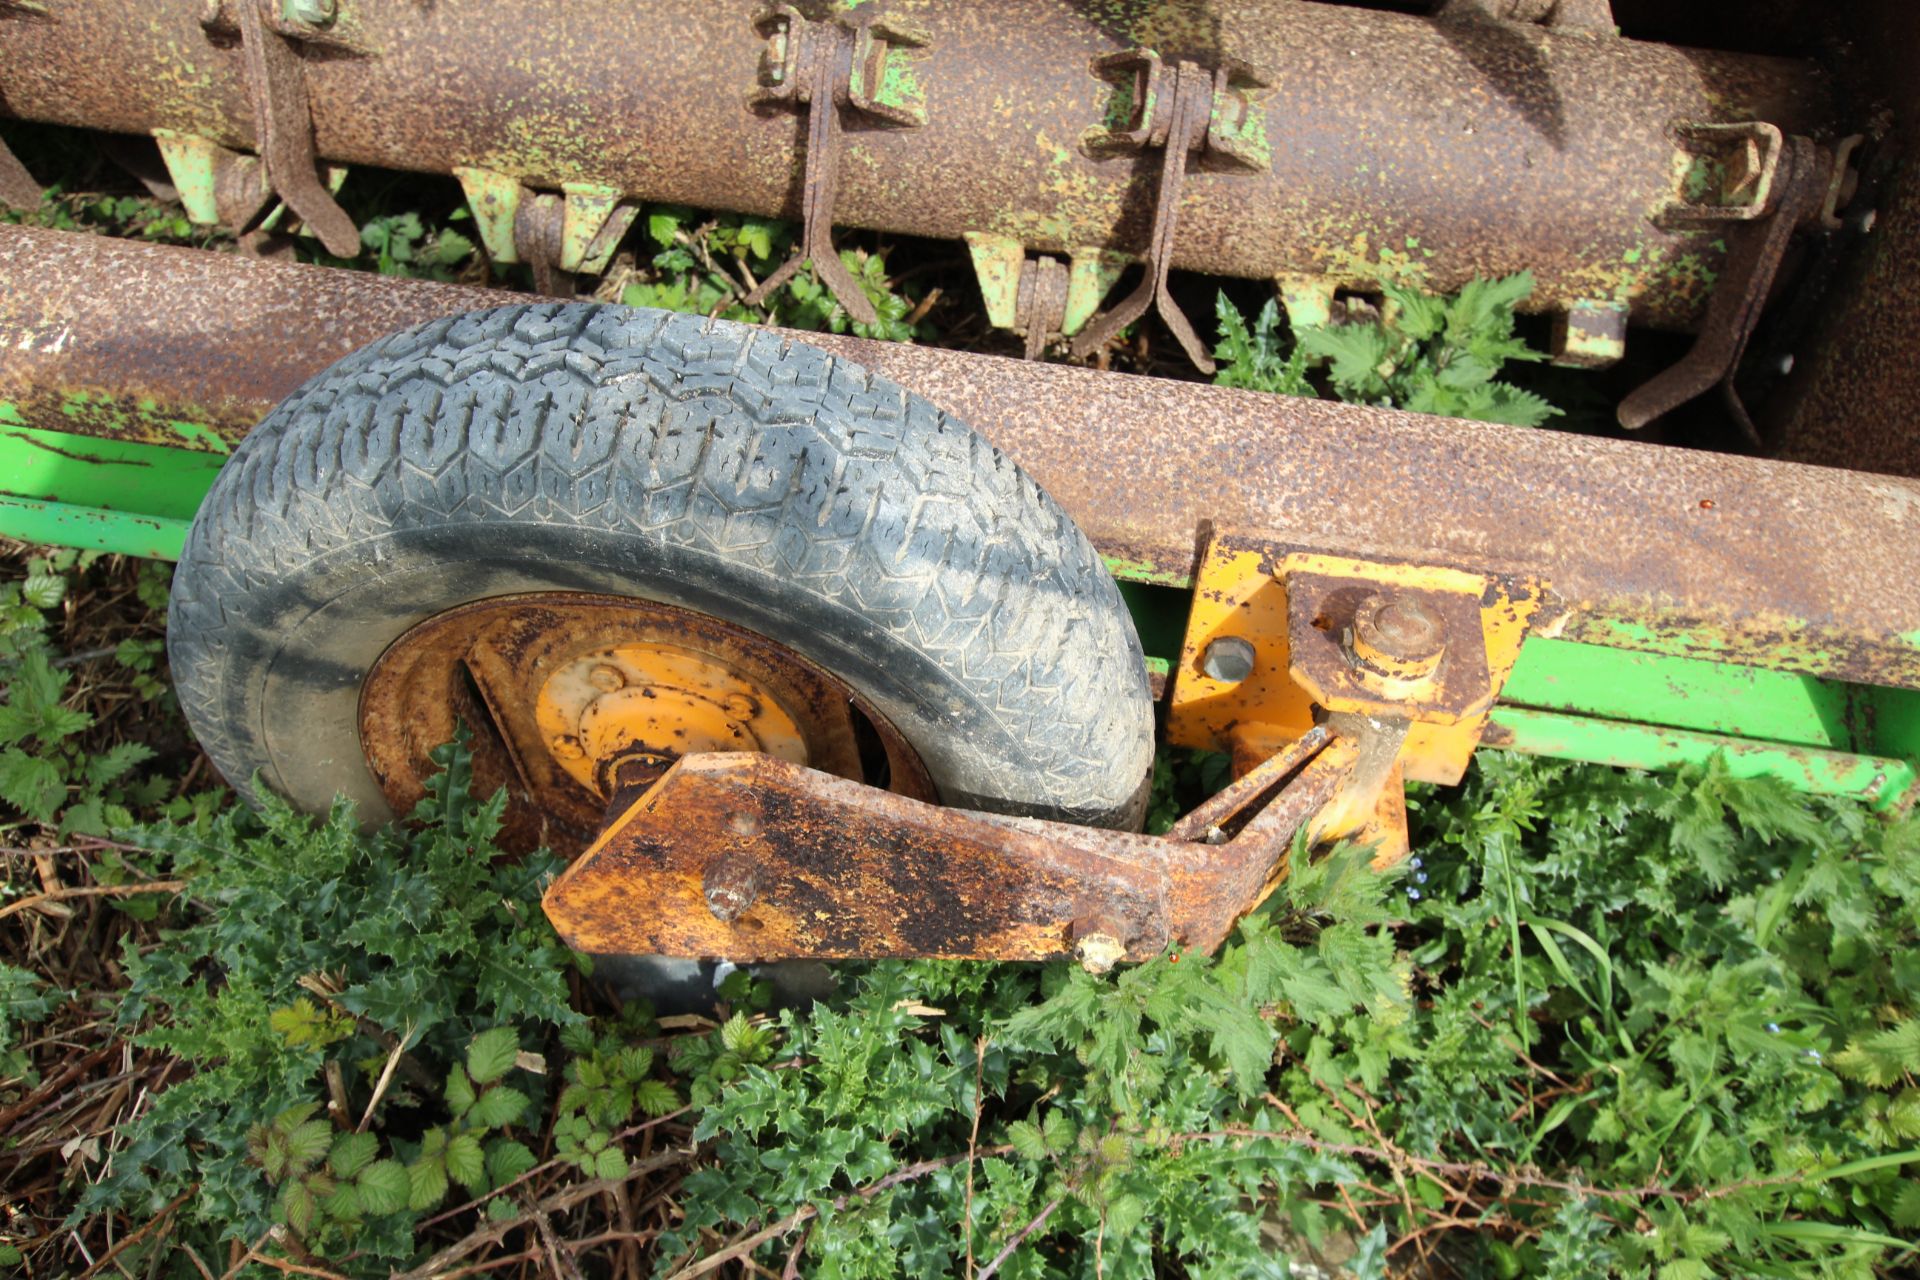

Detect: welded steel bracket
1621,133,1831,436
1072,51,1270,372
743,4,928,325
152,131,271,230
0,134,42,211
543,724,1372,970
1168,537,1547,856
964,233,1130,358
451,168,639,295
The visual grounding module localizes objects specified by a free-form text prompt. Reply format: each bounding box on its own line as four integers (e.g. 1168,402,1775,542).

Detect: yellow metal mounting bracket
1167,533,1547,859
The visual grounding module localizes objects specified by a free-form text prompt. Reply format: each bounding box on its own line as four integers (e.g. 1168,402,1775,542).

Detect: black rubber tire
168,303,1155,830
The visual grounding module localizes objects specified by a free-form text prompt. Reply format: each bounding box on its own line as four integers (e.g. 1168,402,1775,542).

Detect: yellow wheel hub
534,642,810,792
358,592,932,855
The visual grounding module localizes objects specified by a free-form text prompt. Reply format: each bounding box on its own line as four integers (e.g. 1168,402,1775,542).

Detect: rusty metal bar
543,736,1355,964
0,0,1837,330
1,223,1917,692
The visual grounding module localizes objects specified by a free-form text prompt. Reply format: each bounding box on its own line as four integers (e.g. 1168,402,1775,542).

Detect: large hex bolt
1347,592,1447,683
702,854,761,923
1200,635,1257,683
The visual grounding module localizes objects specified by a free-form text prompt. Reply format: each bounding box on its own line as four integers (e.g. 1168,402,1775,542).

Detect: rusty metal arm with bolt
540,537,1542,966
545,703,1371,971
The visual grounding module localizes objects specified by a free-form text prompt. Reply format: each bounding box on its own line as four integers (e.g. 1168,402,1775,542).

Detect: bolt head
702,856,761,923
1353,593,1446,665
1200,636,1257,683
588,664,626,692
723,693,759,720
550,734,585,760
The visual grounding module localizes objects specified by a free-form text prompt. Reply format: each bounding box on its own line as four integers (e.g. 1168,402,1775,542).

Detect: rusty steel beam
0,0,1838,330
1,223,1918,692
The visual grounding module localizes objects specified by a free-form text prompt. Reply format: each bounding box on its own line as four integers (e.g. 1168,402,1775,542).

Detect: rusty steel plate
543,730,1354,964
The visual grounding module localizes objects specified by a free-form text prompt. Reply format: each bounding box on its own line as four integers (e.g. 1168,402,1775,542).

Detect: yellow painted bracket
1167,534,1547,853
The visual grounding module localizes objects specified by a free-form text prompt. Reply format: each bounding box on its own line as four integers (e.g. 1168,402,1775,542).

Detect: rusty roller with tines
0,0,1885,424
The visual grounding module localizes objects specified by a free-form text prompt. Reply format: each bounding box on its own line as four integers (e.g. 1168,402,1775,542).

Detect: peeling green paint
964,232,1024,330
1488,706,1916,811
454,166,525,264
22,393,232,454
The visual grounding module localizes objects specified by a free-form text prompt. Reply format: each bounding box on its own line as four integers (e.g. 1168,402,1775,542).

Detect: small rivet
728,811,761,837
588,664,626,692
1200,636,1257,683
550,734,585,760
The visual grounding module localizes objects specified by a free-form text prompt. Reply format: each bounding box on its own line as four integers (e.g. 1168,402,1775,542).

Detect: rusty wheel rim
359,593,933,855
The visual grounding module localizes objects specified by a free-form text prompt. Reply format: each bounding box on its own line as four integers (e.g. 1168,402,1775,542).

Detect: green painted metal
151,130,231,226
0,423,226,515
1488,706,1917,810
1061,248,1129,336
453,166,525,265
0,496,191,560
561,183,639,276
0,424,223,558
1504,636,1851,748
964,232,1024,330
1502,636,1919,764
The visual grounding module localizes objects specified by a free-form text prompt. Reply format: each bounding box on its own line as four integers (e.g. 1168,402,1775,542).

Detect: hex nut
1200,635,1257,683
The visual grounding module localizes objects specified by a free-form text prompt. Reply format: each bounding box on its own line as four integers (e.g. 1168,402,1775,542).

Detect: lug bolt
550,734,585,760
283,0,336,26
702,856,761,923
1200,636,1257,683
588,664,626,692
723,693,759,720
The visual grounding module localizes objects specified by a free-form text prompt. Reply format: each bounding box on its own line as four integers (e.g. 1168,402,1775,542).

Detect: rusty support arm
544,726,1357,966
